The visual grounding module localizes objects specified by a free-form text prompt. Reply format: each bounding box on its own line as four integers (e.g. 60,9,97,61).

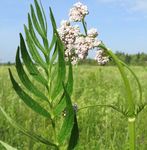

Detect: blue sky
0,0,147,62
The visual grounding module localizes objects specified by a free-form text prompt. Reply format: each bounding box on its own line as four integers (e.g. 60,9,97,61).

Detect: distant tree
125,54,131,65
7,61,11,66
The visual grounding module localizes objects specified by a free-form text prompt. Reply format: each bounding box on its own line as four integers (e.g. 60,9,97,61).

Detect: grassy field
0,65,147,150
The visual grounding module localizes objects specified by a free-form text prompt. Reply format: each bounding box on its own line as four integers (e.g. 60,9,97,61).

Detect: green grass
0,65,147,150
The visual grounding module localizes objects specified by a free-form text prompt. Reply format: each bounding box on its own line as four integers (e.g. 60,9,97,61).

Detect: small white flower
87,28,98,38
60,20,70,26
95,49,109,65
71,56,78,65
69,2,89,22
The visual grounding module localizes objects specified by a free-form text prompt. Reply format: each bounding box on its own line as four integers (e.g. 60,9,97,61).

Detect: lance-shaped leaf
119,60,143,103
30,4,44,38
15,47,48,102
0,140,17,150
9,69,51,119
39,0,47,34
0,106,58,148
48,33,57,54
51,38,66,101
57,83,74,144
24,25,48,71
20,33,48,87
67,115,79,150
34,0,46,35
99,44,134,116
66,60,73,95
49,7,57,30
50,41,58,66
54,60,73,116
28,14,46,55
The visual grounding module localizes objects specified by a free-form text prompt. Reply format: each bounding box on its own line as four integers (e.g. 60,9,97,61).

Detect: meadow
0,65,147,150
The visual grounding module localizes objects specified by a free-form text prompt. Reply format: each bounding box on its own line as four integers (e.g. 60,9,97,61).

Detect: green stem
43,39,59,149
128,117,136,150
119,60,142,103
82,19,87,35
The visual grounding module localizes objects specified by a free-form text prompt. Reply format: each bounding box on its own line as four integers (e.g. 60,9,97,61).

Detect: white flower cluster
57,2,106,65
69,2,88,22
95,49,109,65
75,35,101,59
57,20,80,62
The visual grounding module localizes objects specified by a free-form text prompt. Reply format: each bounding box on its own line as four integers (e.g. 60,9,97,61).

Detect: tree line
79,51,147,66
0,51,147,66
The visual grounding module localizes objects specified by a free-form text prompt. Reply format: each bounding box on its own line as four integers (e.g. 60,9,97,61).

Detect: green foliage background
1,65,147,150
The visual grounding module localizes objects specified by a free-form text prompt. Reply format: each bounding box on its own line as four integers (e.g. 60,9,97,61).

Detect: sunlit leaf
0,140,17,150
24,25,48,70
34,0,46,35
51,38,66,101
49,7,57,30
15,47,48,102
20,33,48,87
30,4,44,38
9,69,51,119
28,14,46,55
53,60,73,116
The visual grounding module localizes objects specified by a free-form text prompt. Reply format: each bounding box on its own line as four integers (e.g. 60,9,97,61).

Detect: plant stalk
128,117,136,150
82,18,87,35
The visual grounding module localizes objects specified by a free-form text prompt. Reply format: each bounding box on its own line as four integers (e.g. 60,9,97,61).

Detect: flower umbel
58,2,101,65
69,2,89,22
57,20,80,64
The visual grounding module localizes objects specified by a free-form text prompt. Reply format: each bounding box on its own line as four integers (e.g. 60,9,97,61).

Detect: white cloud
131,0,147,12
97,0,147,13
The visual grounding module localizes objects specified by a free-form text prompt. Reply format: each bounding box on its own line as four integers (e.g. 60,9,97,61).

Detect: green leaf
53,60,73,117
39,0,47,34
35,0,49,53
67,115,79,150
136,103,147,115
28,14,46,55
49,7,57,30
58,83,74,144
30,4,44,38
108,50,134,116
0,140,17,150
34,0,46,35
53,93,66,117
99,43,134,117
119,60,142,103
49,33,57,54
50,41,58,66
51,38,66,101
78,104,129,117
24,25,48,70
15,47,48,102
66,60,73,95
20,33,48,87
0,107,58,148
9,69,51,119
